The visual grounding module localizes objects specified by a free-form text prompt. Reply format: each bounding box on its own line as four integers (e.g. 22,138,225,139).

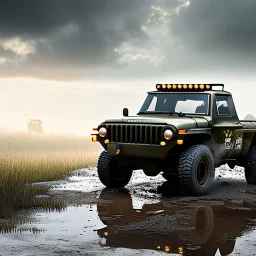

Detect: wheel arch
183,133,214,153
248,132,256,150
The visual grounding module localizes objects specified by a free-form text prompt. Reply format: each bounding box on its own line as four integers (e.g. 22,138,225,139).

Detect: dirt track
1,166,256,256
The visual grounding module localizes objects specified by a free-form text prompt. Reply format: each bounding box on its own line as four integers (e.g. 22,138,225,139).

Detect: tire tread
178,145,214,196
97,151,132,188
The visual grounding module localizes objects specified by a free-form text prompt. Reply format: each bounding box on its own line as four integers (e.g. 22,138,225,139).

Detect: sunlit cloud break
2,37,35,56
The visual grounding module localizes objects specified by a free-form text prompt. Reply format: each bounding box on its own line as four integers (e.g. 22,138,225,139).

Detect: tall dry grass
0,129,101,222
0,129,101,153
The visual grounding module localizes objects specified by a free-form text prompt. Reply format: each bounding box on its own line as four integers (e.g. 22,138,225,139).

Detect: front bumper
106,142,177,159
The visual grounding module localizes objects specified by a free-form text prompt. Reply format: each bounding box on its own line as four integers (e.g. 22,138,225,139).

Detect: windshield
139,93,209,115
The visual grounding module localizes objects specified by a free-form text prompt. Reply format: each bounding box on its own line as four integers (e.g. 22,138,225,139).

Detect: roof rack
211,84,225,91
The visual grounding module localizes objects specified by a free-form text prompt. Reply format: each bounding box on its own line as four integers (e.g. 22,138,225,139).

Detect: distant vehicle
92,84,256,195
27,119,43,133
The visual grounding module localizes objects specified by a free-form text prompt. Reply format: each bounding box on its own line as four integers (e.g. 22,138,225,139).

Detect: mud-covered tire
97,151,132,188
178,145,215,196
244,145,256,185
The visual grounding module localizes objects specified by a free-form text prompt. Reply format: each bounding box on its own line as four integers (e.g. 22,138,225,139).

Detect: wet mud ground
1,166,256,256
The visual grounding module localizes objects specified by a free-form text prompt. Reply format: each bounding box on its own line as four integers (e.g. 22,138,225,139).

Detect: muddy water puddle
97,188,256,256
1,168,256,255
1,188,256,255
0,205,106,255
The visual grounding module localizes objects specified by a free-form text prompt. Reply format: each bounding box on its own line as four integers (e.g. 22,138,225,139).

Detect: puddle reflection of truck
92,84,256,195
97,189,256,256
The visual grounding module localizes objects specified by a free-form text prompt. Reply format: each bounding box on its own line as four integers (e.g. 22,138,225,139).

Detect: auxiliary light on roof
155,84,224,91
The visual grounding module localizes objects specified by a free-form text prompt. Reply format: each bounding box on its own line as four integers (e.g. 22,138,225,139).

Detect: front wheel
178,145,215,196
97,151,132,188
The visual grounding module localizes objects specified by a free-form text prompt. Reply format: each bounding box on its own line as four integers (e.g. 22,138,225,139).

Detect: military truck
91,84,256,195
27,119,43,133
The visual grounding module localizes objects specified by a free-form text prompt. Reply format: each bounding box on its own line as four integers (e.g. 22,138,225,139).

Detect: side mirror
123,108,129,117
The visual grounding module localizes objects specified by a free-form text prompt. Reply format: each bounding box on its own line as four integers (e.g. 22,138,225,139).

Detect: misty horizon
1,0,256,134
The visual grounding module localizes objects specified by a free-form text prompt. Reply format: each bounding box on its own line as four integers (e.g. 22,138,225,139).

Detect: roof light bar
155,84,225,91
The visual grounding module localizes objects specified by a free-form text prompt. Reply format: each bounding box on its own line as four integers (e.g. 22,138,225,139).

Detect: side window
216,95,230,116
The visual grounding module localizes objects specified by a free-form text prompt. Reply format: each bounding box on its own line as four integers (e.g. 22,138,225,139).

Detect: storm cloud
0,0,256,80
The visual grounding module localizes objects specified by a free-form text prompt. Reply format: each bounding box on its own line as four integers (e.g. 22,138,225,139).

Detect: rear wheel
97,151,132,188
178,145,215,196
243,145,256,185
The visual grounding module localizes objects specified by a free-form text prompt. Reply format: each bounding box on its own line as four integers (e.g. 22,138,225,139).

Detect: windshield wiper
169,112,186,117
138,111,186,117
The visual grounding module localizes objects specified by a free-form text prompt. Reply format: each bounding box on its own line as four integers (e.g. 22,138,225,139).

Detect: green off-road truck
91,84,256,195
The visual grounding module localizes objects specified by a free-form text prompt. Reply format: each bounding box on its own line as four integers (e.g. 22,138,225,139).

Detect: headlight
164,129,173,140
99,127,107,137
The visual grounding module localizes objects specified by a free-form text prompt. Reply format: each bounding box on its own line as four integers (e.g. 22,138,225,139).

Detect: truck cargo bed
240,121,256,131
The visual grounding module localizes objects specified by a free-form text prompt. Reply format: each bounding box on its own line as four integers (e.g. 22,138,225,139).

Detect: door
212,95,243,160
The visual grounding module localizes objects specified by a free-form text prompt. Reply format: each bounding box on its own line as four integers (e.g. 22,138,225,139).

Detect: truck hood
103,115,209,129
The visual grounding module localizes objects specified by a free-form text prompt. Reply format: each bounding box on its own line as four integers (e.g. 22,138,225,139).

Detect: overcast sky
1,0,256,134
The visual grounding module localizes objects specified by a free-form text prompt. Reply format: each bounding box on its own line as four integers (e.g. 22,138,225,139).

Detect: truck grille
105,124,163,145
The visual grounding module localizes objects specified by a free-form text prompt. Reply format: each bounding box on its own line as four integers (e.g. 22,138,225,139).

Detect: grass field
0,130,101,227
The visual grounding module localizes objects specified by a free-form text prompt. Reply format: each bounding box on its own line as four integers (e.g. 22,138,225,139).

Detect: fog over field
1,0,256,134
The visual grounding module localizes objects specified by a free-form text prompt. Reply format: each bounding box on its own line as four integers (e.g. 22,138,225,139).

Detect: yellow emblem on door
224,129,233,138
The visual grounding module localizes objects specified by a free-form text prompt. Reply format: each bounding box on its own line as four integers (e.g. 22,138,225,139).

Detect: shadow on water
0,185,66,234
96,186,256,256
